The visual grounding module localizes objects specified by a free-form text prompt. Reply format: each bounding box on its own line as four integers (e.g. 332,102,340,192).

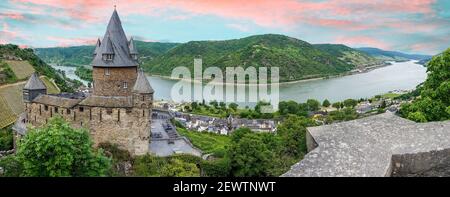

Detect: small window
79,107,84,112
103,54,114,61
44,105,48,111
123,82,128,89
141,95,145,101
106,108,113,114
105,68,110,76
54,107,58,113
126,108,132,114
67,109,71,115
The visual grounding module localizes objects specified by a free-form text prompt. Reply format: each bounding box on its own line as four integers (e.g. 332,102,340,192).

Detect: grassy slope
4,60,35,79
144,34,355,82
0,76,60,129
177,127,230,155
0,44,74,92
0,96,17,129
41,76,60,94
356,47,432,62
314,44,383,67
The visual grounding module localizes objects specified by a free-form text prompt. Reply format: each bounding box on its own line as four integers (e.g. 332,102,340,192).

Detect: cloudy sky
0,0,449,55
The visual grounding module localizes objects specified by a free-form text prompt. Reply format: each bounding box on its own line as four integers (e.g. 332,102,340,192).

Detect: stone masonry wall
92,67,138,97
25,102,151,155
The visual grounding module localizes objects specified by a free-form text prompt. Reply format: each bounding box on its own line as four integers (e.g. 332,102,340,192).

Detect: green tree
191,102,199,110
322,99,331,108
219,102,227,109
276,115,316,157
160,159,200,177
16,117,111,177
407,112,427,123
332,102,341,110
230,128,252,143
279,101,299,115
0,155,23,177
401,48,450,122
343,99,358,108
209,100,219,108
0,126,13,151
228,132,275,177
228,103,238,111
306,99,320,111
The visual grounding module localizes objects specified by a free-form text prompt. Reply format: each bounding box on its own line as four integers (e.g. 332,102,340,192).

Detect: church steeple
91,9,138,67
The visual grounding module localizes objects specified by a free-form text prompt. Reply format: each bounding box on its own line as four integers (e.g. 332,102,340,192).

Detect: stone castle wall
25,102,151,155
92,67,138,97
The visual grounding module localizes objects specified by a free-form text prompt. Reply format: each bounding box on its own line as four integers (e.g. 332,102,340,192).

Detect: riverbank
146,61,395,86
48,60,427,104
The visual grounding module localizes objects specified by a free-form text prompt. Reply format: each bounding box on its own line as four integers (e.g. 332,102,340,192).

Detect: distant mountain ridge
356,47,432,62
313,44,384,68
144,34,359,82
34,34,431,82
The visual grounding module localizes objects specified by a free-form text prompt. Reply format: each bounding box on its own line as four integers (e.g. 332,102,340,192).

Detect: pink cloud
0,23,19,44
0,13,25,20
335,35,390,49
46,36,97,47
9,0,438,32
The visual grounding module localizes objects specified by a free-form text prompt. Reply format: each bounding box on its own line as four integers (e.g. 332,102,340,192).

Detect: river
51,60,427,105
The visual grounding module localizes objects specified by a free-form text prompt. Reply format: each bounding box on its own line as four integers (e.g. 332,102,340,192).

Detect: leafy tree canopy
16,117,111,177
400,48,450,122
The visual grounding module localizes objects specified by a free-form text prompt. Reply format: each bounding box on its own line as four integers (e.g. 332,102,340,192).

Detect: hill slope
356,47,432,62
35,41,179,66
0,44,76,92
314,44,384,67
144,34,356,82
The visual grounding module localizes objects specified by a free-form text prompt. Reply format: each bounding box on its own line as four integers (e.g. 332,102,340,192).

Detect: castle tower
133,69,154,109
23,73,46,102
91,9,138,97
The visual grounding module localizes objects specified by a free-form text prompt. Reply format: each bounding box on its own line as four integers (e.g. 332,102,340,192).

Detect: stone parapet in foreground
282,112,450,177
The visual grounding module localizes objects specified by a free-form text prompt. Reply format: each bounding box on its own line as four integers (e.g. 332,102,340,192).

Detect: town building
13,9,154,155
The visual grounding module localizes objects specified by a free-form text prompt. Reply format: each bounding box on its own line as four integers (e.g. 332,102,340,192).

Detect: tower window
105,68,110,76
103,54,114,61
123,82,128,89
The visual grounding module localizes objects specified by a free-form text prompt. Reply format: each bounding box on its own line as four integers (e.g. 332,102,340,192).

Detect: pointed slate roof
91,9,138,67
24,73,46,90
129,37,138,55
101,35,115,54
133,69,154,94
93,38,101,55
